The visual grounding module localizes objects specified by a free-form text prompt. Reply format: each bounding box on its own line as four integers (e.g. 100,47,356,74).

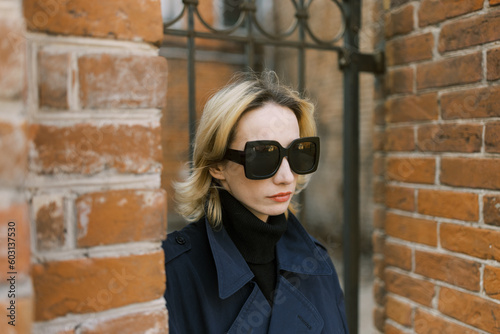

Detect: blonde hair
173,71,317,228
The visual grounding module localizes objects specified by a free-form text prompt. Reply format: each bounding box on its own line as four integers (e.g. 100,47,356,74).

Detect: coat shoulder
162,218,206,264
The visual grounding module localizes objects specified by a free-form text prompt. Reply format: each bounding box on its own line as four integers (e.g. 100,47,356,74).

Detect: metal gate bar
162,1,384,332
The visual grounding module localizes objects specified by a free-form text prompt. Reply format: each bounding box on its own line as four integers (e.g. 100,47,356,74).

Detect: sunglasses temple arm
224,149,246,165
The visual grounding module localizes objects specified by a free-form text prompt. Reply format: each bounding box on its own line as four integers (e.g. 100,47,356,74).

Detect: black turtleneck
219,189,288,305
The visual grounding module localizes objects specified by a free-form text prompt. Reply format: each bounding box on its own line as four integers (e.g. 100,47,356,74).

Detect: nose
273,157,295,184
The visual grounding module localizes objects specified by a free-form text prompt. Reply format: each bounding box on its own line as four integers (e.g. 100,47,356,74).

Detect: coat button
175,235,186,245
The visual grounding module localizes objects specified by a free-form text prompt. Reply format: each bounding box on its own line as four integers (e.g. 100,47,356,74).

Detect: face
210,103,300,222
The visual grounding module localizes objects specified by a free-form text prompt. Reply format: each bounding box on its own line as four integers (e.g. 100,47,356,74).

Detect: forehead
233,103,300,146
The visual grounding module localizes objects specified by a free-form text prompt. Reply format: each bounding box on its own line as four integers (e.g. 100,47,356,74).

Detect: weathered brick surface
23,0,163,43
487,47,500,81
384,242,411,271
438,287,500,333
0,203,31,280
441,158,500,190
386,33,434,66
416,53,482,90
76,189,167,247
79,308,168,334
417,124,482,153
32,251,165,321
385,212,437,246
0,16,26,100
440,223,500,260
373,155,385,177
385,4,414,39
373,207,386,229
0,297,33,334
485,122,500,153
372,230,385,255
384,67,413,96
385,93,438,123
385,269,435,306
385,295,412,326
484,266,500,301
492,0,500,6
385,185,415,211
78,54,167,109
373,180,385,204
0,121,28,185
441,86,500,119
33,195,65,251
384,126,415,151
417,189,479,221
38,51,69,109
483,195,500,226
385,323,405,334
418,0,483,27
373,306,386,332
390,0,411,8
414,308,480,334
414,251,480,291
439,11,500,52
386,157,435,184
32,123,162,175
373,256,385,281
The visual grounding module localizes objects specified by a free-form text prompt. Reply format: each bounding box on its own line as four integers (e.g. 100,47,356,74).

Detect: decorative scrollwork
163,0,346,48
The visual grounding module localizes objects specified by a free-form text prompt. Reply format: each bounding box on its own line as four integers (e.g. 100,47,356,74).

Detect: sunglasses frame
224,136,320,180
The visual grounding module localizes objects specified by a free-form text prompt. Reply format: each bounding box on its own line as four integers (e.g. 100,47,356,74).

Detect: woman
163,72,348,334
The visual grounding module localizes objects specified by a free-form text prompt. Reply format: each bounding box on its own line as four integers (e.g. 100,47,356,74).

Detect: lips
268,192,292,203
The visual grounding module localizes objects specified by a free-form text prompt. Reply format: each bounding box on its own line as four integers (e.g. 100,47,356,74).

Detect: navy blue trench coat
163,213,349,334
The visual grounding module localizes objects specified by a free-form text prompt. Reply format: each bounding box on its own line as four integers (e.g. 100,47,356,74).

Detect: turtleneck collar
219,189,288,264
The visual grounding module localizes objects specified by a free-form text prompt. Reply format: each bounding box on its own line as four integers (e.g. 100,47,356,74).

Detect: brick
38,51,69,109
386,296,412,326
439,11,500,53
373,230,386,254
32,251,165,321
439,287,500,333
373,255,386,281
385,323,405,334
441,86,500,119
385,4,414,39
484,195,500,226
0,297,33,334
76,189,167,247
33,195,65,251
417,53,482,90
386,157,435,184
415,251,480,291
385,269,435,306
0,16,26,100
418,189,478,221
414,308,480,334
384,126,415,151
385,185,415,211
373,306,386,332
385,93,438,123
384,242,412,271
484,266,500,301
441,158,500,190
417,124,482,153
418,0,483,27
487,47,500,81
0,121,28,186
485,122,500,153
391,0,411,8
385,212,437,246
23,0,163,43
374,102,386,126
384,66,414,95
440,223,500,261
373,180,385,204
78,54,167,109
373,207,386,229
373,130,385,151
0,202,31,280
492,0,500,6
79,308,168,334
373,155,385,177
31,123,162,175
386,33,434,66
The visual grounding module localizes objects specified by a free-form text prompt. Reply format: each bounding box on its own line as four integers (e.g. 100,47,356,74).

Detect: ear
209,163,226,181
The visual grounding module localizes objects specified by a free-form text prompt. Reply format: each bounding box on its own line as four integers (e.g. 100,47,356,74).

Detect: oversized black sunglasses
224,137,320,180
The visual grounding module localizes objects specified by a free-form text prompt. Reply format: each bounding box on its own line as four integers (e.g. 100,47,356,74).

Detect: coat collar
205,212,333,300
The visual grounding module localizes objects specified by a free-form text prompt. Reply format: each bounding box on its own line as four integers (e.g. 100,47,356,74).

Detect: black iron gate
162,1,385,333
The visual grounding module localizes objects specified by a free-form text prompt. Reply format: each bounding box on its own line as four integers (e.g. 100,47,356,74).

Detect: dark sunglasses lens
247,144,280,178
290,141,317,173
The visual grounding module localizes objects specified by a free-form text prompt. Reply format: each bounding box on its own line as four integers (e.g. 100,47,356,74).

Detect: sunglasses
224,137,320,180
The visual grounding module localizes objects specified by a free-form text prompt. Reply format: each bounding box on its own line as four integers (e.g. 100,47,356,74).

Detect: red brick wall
374,0,500,333
0,0,168,332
